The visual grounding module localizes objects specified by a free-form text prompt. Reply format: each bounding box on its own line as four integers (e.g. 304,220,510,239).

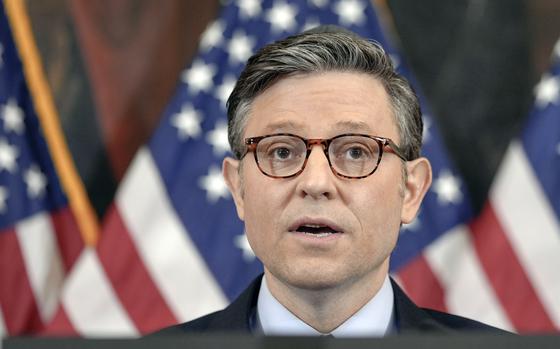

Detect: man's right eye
270,147,292,160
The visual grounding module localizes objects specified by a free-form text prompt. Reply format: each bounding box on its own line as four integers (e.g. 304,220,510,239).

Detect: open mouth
295,224,341,238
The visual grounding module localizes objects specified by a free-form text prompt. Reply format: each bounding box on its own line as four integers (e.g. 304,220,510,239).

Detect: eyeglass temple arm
385,139,408,161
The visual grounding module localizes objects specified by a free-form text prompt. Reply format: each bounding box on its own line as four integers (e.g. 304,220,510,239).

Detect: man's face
224,71,429,291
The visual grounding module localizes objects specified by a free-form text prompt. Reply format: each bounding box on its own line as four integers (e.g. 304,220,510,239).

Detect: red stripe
50,207,84,272
470,203,556,332
0,228,43,334
41,307,78,336
396,254,448,313
97,204,177,334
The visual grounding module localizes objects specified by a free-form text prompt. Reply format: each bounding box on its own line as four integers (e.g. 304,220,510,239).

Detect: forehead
245,71,397,139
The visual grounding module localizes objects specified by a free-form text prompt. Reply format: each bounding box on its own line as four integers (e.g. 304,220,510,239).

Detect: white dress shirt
255,275,395,337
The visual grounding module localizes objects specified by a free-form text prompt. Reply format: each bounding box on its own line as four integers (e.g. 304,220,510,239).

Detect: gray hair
226,29,423,161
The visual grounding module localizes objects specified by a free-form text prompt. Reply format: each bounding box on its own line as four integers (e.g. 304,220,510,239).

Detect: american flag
1,0,558,337
396,40,560,331
0,2,84,336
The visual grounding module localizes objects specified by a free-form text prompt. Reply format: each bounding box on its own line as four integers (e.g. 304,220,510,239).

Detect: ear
223,157,245,221
401,157,432,224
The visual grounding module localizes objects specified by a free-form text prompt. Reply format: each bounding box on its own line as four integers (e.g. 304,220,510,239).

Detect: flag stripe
0,229,43,334
99,204,178,333
491,142,560,327
16,213,64,323
41,307,78,336
396,255,447,312
424,225,513,331
50,207,84,272
4,0,99,246
61,249,137,336
470,203,556,331
116,148,227,322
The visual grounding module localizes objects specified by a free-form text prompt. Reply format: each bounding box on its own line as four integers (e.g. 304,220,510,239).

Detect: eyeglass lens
254,135,381,178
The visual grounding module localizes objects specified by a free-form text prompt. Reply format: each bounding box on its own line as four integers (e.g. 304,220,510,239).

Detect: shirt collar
255,275,394,337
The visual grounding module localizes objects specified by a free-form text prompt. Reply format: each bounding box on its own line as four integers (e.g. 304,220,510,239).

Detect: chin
277,266,349,291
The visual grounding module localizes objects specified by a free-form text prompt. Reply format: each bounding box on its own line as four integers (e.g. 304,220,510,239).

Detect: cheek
241,178,286,249
352,204,400,269
352,183,403,241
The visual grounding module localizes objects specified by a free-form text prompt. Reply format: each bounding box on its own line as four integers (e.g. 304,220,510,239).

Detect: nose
295,145,337,199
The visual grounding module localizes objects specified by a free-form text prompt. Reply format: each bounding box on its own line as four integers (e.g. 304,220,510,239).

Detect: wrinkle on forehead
259,120,375,136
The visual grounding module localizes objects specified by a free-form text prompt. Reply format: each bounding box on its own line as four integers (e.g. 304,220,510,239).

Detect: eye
270,146,292,160
263,141,300,161
346,147,365,160
339,143,373,161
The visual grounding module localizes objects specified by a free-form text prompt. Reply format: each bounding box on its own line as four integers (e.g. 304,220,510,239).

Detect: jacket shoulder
150,276,262,336
150,310,225,335
421,308,509,333
390,278,509,334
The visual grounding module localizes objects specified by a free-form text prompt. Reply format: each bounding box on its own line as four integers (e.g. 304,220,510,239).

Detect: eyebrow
262,120,374,133
331,120,373,133
262,120,303,133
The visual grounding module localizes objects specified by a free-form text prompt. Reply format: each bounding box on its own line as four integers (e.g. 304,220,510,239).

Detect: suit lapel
390,278,452,333
205,275,263,332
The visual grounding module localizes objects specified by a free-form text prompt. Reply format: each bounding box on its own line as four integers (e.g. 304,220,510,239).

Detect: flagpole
4,0,100,246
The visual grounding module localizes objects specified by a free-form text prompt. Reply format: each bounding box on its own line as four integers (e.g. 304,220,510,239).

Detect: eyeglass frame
241,133,408,179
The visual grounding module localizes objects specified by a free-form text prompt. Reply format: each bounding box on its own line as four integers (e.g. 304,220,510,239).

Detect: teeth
304,232,332,238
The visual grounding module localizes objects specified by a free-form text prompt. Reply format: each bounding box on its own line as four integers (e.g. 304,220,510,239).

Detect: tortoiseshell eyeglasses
242,133,407,179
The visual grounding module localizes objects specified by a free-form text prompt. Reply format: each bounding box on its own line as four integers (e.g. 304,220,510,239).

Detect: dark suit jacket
155,275,506,335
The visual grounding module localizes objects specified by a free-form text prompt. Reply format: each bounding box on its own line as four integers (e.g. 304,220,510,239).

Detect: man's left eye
346,147,364,159
274,147,292,159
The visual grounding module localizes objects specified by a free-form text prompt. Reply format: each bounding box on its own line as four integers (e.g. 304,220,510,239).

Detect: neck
263,264,389,334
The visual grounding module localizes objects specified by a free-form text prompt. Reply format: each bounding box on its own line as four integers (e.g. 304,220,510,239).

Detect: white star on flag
206,120,230,156
237,0,262,19
266,1,298,33
181,60,217,94
402,217,421,232
24,165,47,198
0,186,8,213
228,30,256,65
534,74,560,108
302,17,321,31
334,0,366,26
200,20,225,52
199,165,230,203
234,233,256,262
553,39,560,59
1,98,25,134
0,138,19,173
422,116,432,143
389,54,400,70
433,170,463,205
309,0,328,8
171,104,203,140
215,75,237,109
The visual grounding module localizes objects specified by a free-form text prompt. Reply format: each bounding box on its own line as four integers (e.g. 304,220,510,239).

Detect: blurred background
26,0,560,217
2,0,560,337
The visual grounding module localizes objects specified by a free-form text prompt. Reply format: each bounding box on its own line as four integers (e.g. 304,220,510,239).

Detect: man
158,27,503,336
